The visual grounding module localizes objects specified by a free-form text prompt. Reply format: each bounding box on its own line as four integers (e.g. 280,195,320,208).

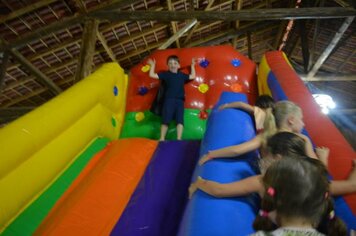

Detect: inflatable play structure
0,46,355,236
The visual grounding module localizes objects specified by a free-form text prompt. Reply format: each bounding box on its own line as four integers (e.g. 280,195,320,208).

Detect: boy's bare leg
160,124,168,141
177,123,183,140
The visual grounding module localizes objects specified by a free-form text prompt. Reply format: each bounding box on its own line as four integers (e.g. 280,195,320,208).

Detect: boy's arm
191,175,263,198
330,160,356,196
218,101,254,114
199,135,262,165
189,58,196,80
147,58,159,79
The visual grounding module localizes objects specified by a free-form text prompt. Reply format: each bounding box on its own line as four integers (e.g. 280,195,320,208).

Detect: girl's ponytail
324,198,347,236
253,186,277,231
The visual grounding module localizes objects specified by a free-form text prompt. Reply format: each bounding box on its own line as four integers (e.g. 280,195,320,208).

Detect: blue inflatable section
268,71,356,231
178,92,260,236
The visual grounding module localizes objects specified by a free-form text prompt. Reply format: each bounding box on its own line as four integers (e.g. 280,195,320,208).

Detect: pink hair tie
324,192,329,199
267,187,275,197
259,210,269,217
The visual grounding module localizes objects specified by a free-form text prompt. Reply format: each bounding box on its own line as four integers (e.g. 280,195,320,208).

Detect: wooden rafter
246,31,252,59
92,7,356,22
232,0,243,48
0,0,138,51
183,0,218,45
96,31,117,62
306,16,355,79
74,19,98,82
0,0,58,24
158,19,197,49
9,48,62,94
167,0,180,48
299,20,310,73
0,51,10,92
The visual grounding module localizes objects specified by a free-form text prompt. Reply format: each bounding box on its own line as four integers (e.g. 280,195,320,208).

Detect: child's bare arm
330,160,356,196
298,134,318,159
199,135,262,165
147,58,159,79
218,102,254,114
189,58,196,80
315,146,329,168
191,175,263,198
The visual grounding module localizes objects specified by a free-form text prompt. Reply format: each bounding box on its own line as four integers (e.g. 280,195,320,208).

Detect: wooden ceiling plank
92,7,356,22
306,16,354,79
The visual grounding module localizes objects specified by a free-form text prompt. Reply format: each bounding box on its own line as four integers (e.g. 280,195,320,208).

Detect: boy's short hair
167,55,180,64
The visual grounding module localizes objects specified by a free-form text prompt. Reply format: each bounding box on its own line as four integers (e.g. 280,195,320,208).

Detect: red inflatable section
265,51,356,212
126,45,257,112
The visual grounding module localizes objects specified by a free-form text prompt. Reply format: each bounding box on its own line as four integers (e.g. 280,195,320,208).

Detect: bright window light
312,94,336,114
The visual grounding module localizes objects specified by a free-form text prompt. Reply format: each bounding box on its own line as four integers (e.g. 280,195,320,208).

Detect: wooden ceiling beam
167,0,180,48
232,0,243,48
306,16,354,79
92,7,356,22
74,19,98,82
246,31,252,60
0,51,10,92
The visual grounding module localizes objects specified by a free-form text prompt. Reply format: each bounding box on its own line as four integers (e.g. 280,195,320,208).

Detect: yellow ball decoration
135,112,145,122
141,65,150,73
198,83,209,94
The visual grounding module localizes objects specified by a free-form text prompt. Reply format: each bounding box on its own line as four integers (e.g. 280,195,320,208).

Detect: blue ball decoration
113,86,118,96
199,59,209,68
231,59,241,67
138,86,149,96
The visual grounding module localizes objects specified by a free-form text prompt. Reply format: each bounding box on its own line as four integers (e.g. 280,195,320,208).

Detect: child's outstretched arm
189,175,263,198
218,101,254,114
189,58,196,80
199,135,262,165
147,58,159,79
330,160,356,196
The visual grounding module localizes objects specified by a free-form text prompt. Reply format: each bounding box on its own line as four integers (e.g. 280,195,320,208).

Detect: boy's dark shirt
158,71,189,100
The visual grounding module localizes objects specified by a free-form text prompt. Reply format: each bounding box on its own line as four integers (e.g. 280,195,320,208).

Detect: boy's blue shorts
162,98,184,125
